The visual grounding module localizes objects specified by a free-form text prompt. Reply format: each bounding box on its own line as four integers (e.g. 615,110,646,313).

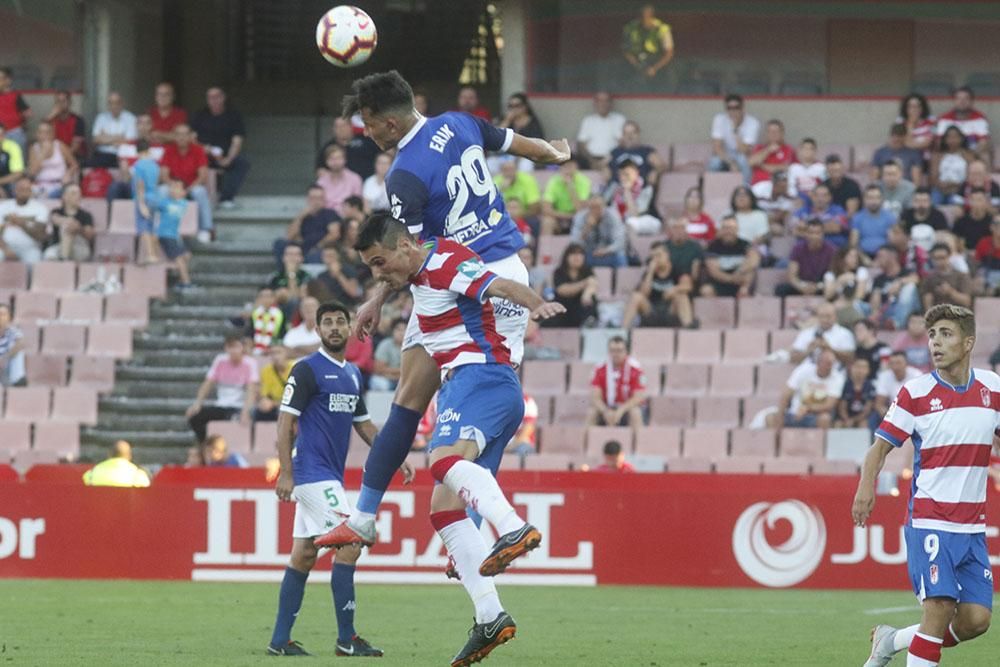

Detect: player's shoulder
973,368,1000,391
900,372,939,399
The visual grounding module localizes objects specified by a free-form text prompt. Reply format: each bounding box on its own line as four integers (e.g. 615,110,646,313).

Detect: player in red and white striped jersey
855,304,999,667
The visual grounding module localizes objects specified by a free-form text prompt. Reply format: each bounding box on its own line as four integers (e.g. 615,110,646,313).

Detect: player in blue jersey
266,301,414,657
318,70,571,549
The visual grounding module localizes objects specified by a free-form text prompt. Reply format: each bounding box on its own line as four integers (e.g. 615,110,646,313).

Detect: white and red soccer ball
315,5,378,68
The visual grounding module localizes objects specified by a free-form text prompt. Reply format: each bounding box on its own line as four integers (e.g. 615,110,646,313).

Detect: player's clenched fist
531,302,567,322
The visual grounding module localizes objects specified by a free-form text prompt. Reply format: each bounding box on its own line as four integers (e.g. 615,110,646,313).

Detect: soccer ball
315,5,378,68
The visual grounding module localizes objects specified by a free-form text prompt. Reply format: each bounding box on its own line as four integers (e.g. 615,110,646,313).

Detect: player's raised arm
507,135,572,166
484,276,566,322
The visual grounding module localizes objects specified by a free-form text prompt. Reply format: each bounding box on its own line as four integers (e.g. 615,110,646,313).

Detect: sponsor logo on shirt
328,393,359,414
437,408,461,424
457,259,485,280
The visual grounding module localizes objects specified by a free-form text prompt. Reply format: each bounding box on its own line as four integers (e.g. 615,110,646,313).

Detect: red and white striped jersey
410,237,511,371
876,369,1000,533
935,109,991,144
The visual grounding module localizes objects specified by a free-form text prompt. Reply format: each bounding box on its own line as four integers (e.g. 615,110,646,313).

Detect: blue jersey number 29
445,146,496,234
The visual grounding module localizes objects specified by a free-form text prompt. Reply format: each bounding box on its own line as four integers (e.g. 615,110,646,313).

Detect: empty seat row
205,420,281,454
1,386,98,425
0,261,166,299
22,354,117,390
0,423,81,462
5,291,149,326
1,323,133,358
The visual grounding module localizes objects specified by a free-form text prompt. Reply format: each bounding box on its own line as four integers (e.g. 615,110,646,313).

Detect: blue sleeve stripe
875,428,902,448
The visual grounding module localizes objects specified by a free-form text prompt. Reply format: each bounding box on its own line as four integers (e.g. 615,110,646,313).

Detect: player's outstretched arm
274,411,297,502
851,437,894,527
507,135,572,166
485,277,567,322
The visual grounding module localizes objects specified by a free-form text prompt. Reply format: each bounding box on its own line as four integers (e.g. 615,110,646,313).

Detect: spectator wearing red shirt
46,91,85,160
0,67,30,154
749,119,796,199
454,86,491,122
586,336,648,429
148,82,188,144
160,123,213,242
974,217,1000,294
679,186,716,243
897,93,936,156
935,86,991,161
594,440,635,473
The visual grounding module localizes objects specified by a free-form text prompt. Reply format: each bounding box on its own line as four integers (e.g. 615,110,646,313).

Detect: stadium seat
253,421,278,452
778,428,825,458
628,455,666,472
206,420,252,453
643,364,664,394
661,363,710,396
812,459,860,476
537,328,580,359
694,396,741,428
580,328,626,363
762,458,810,475
41,323,87,356
666,458,712,473
655,172,699,219
16,323,40,354
768,330,798,354
630,236,659,263
730,69,772,95
852,143,880,172
179,204,198,236
24,354,68,386
532,394,554,425
0,262,28,289
522,453,573,471
80,198,110,231
702,172,742,204
33,422,80,457
681,427,729,460
51,387,98,426
87,323,133,358
825,428,871,462
4,387,52,422
29,261,76,293
630,328,676,364
752,268,785,297
817,143,851,168
108,200,137,234
93,233,136,263
715,457,764,474
69,355,116,393
13,291,57,322
634,426,681,457
974,298,1000,331
769,235,797,262
552,394,590,422
0,422,31,452
78,263,123,287
104,293,149,326
593,267,614,301
709,364,754,397
570,360,602,394
671,142,712,173
722,329,768,363
243,450,274,467
123,264,167,299
614,267,644,297
59,293,104,324
13,449,62,470
536,235,572,266
730,429,777,457
742,395,779,427
648,396,694,426
587,426,633,453
693,298,736,329
539,425,587,455
757,363,795,396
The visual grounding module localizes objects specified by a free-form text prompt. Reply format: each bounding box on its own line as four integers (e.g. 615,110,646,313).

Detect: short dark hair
355,211,413,252
136,139,150,153
283,241,303,253
343,70,414,118
825,154,843,165
344,195,365,211
881,159,902,172
864,183,884,195
724,93,743,107
925,303,976,339
969,187,988,198
608,335,628,350
805,218,824,229
223,333,243,347
890,123,907,136
914,186,932,197
800,137,816,148
930,242,951,256
308,183,325,194
603,440,623,456
767,119,784,130
316,301,351,326
854,319,876,333
889,350,908,361
954,85,974,99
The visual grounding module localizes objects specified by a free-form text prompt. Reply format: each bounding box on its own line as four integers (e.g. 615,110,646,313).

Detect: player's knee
335,543,362,564
291,550,317,572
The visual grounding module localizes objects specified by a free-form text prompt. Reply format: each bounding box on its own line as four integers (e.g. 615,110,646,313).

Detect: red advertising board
1,468,999,590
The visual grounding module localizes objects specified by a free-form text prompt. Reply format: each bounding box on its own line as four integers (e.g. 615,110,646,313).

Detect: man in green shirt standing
621,5,674,80
493,158,541,216
541,156,591,235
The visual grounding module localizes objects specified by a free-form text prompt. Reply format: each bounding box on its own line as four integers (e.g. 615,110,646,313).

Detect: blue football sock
331,562,357,643
356,404,421,514
270,566,308,647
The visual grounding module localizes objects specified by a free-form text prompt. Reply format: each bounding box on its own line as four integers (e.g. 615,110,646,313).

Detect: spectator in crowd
701,214,759,297
91,91,137,168
835,357,877,430
494,157,540,216
455,85,491,121
621,4,674,79
887,222,929,279
608,120,664,184
823,246,870,312
876,160,915,217
0,67,30,153
152,178,194,289
678,186,716,242
794,182,849,246
787,138,827,200
371,318,405,391
335,213,371,284
931,125,974,204
623,240,694,327
26,120,78,198
897,93,937,154
45,183,93,261
190,86,250,208
868,244,920,330
749,119,796,198
665,216,704,278
498,92,544,140
160,123,213,243
935,86,991,161
571,194,628,267
790,302,855,366
875,351,922,415
0,121,25,196
758,171,799,233
0,303,25,387
316,144,363,216
148,82,187,144
202,434,248,468
975,217,1000,295
892,311,931,371
46,90,85,160
576,91,626,170
900,187,948,233
822,154,862,216
306,244,363,308
413,91,430,115
186,333,259,444
777,219,836,296
274,184,341,266
730,185,769,246
708,94,759,184
544,242,598,328
920,242,973,309
850,184,897,257
130,139,162,263
519,245,549,297
82,440,151,487
509,391,540,455
0,176,48,264
871,124,922,183
316,116,379,180
594,440,635,473
250,287,284,354
282,296,323,357
952,158,1000,211
110,114,163,198
769,349,845,429
362,151,391,211
588,336,648,428
254,345,292,422
853,319,890,380
268,243,309,319
540,155,590,235
952,187,994,253
605,158,660,235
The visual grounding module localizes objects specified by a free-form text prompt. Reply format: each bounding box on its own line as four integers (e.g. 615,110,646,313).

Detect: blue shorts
135,200,154,235
159,237,188,260
904,525,994,610
428,364,524,475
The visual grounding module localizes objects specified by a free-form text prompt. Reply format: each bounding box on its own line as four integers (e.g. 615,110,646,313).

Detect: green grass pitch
0,581,996,665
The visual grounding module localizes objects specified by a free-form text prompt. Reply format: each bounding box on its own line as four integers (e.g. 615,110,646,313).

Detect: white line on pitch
863,606,920,615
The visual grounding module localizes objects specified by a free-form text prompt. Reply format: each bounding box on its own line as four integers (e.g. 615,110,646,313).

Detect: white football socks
439,517,504,623
441,460,526,535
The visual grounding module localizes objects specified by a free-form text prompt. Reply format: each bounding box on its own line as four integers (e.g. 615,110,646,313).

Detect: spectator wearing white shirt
767,349,845,429
708,94,760,184
90,91,137,168
0,176,49,264
282,296,322,356
576,92,626,170
786,138,826,200
362,152,391,212
874,351,922,415
790,302,856,366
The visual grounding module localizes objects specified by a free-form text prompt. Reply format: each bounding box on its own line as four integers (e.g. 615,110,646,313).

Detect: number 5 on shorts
924,533,939,561
324,487,340,508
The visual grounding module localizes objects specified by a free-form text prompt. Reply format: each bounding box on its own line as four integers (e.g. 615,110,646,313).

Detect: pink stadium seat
253,421,279,452
812,459,860,476
206,420,252,454
737,298,780,329
615,267,644,297
522,453,573,471
0,262,28,289
671,142,712,172
743,395,779,426
87,323,133,358
179,204,198,236
634,426,681,457
762,458,810,475
4,387,52,422
974,298,1000,331
666,458,712,473
532,394,554,425
681,427,729,460
80,197,110,231
29,261,76,293
59,293,104,324
536,235,572,266
693,298,736,329
818,143,851,168
694,396,741,428
648,396,694,426
104,293,149,326
594,267,614,300
709,363,755,396
108,200,137,234
643,364,664,394
630,328,675,364
16,323,39,353
0,422,31,451
722,329,768,363
33,422,80,457
51,386,98,426
539,425,587,455
630,236,660,263
123,264,167,299
77,262,123,286
715,457,765,474
703,197,729,223
731,428,777,457
852,143,879,172
552,394,590,422
768,330,798,353
568,361,595,394
702,171,742,203
13,449,62,469
752,268,785,297
783,295,825,328
24,354,68,386
587,426,633,454
661,363,710,396
757,362,795,396
779,428,826,458
42,323,87,355
93,233,136,263
13,291,57,322
537,328,580,359
768,235,797,262
655,172,699,218
0,287,13,308
521,360,567,394
243,450,275,467
70,355,116,392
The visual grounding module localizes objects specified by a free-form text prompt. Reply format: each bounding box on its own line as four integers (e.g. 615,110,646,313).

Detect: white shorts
402,251,530,365
292,480,352,539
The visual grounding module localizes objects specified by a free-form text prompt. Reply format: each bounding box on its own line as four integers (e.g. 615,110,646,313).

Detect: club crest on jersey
982,387,991,408
929,564,939,585
281,383,295,405
457,259,485,280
